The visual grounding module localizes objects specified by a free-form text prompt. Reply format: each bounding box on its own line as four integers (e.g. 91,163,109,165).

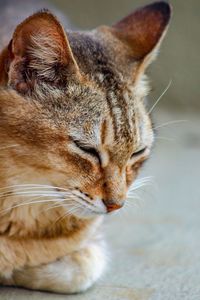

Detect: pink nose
103,200,124,213
106,203,122,213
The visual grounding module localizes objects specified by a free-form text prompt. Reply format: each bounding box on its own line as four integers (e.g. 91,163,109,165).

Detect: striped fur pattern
0,1,171,294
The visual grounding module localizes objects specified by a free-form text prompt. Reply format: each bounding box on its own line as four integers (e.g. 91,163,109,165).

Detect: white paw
11,241,107,294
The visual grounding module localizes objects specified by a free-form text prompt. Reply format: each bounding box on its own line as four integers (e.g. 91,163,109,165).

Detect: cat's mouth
1,183,118,219
60,190,108,218
1,177,151,219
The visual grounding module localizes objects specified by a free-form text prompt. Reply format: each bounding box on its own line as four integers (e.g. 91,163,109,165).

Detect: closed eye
131,147,147,158
73,140,101,164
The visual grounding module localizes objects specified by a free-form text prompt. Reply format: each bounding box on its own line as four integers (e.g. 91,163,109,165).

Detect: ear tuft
112,1,172,60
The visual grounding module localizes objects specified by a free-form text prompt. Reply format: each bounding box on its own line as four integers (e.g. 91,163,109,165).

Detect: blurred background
0,1,200,300
49,0,200,112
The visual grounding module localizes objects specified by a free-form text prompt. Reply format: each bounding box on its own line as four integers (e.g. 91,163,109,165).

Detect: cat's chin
62,197,108,219
68,208,121,220
68,208,107,220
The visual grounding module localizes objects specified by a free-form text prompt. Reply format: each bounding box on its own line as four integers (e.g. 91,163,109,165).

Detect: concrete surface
0,109,199,300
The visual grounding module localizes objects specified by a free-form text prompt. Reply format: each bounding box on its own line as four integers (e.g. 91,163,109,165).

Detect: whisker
154,119,188,130
127,194,142,202
135,176,154,182
0,191,63,199
43,197,76,213
131,178,154,186
44,204,65,212
0,184,70,193
0,183,103,219
129,177,155,193
148,80,172,114
0,198,63,215
0,144,19,150
54,205,81,224
70,191,95,208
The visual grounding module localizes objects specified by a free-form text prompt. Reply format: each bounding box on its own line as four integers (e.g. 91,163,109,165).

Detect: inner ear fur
7,10,79,94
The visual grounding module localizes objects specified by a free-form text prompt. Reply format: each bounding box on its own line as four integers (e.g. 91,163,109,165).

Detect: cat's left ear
7,10,79,95
110,1,172,74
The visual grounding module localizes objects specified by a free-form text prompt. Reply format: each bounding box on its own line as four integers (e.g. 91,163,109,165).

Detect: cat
0,0,171,294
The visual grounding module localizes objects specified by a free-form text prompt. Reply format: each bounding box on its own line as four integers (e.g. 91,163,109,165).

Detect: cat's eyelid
72,139,101,163
72,139,93,149
131,146,147,158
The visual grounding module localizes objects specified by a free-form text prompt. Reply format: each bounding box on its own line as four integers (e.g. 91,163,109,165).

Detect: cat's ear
7,10,79,94
111,1,171,71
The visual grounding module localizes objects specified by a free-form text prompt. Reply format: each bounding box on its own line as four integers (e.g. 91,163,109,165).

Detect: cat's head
0,2,171,217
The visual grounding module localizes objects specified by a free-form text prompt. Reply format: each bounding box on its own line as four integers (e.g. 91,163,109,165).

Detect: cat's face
0,2,171,217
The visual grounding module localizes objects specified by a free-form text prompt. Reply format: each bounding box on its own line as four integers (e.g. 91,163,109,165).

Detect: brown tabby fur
0,0,171,293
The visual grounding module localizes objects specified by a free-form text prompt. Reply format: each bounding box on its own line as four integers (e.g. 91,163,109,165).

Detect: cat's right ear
6,10,79,95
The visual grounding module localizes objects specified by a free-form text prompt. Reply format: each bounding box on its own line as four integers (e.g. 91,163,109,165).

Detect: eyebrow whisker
148,80,172,114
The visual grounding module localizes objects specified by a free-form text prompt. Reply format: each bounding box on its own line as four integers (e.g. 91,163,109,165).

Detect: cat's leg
4,240,107,294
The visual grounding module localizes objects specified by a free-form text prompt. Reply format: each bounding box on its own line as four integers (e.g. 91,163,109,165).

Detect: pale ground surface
0,0,199,299
0,109,199,300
